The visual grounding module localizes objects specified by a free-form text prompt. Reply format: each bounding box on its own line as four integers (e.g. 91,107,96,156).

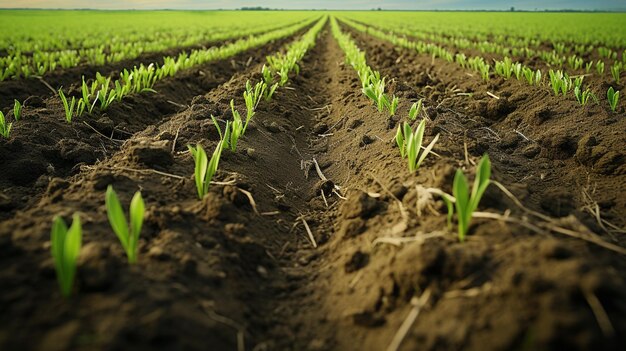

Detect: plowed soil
1,23,625,351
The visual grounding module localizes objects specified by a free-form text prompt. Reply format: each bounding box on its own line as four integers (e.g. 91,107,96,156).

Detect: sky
1,0,624,11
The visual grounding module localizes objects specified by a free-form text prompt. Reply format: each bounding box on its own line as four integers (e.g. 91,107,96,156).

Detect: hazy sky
1,0,624,10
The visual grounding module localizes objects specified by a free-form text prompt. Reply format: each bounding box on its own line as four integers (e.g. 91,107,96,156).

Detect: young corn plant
0,111,12,138
494,57,513,80
105,186,145,264
389,96,399,116
452,155,491,242
264,82,278,102
522,68,541,86
79,76,91,115
596,60,605,75
260,65,279,102
611,62,622,84
243,80,265,133
229,100,244,151
408,99,423,120
13,99,22,121
395,119,440,172
51,214,82,297
574,86,597,106
363,77,392,113
607,87,620,112
188,122,225,199
512,63,523,80
548,70,571,96
395,121,411,158
98,77,117,111
58,89,76,123
262,64,273,86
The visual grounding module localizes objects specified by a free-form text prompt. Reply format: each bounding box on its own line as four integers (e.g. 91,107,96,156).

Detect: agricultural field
0,9,625,351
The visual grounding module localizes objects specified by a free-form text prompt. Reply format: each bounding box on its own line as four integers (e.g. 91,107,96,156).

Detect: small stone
246,148,256,160
257,266,268,278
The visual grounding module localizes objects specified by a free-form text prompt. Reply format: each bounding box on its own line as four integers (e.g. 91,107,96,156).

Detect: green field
1,9,625,351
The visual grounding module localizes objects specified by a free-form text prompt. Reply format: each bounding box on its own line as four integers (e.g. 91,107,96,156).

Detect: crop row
330,16,491,243
0,11,314,53
348,17,626,81
0,15,315,81
0,17,319,138
340,18,621,112
342,12,626,49
47,15,327,297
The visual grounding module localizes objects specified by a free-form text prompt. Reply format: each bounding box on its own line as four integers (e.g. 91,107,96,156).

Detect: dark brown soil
0,31,306,220
1,23,625,351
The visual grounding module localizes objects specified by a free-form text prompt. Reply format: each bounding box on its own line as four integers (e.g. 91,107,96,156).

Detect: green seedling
261,64,273,86
607,87,620,112
0,111,12,138
389,95,399,116
611,62,622,84
106,186,144,264
264,82,278,102
98,77,117,111
51,214,82,297
79,76,91,115
13,100,22,121
58,88,76,123
406,119,439,172
408,99,423,120
395,121,412,158
228,99,245,150
494,57,513,80
452,155,491,242
396,119,439,172
243,81,265,133
574,86,597,106
535,70,543,85
479,64,491,81
548,70,571,96
188,140,225,199
596,60,605,75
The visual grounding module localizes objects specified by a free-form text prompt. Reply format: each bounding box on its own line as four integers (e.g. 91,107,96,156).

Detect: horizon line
1,8,626,12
